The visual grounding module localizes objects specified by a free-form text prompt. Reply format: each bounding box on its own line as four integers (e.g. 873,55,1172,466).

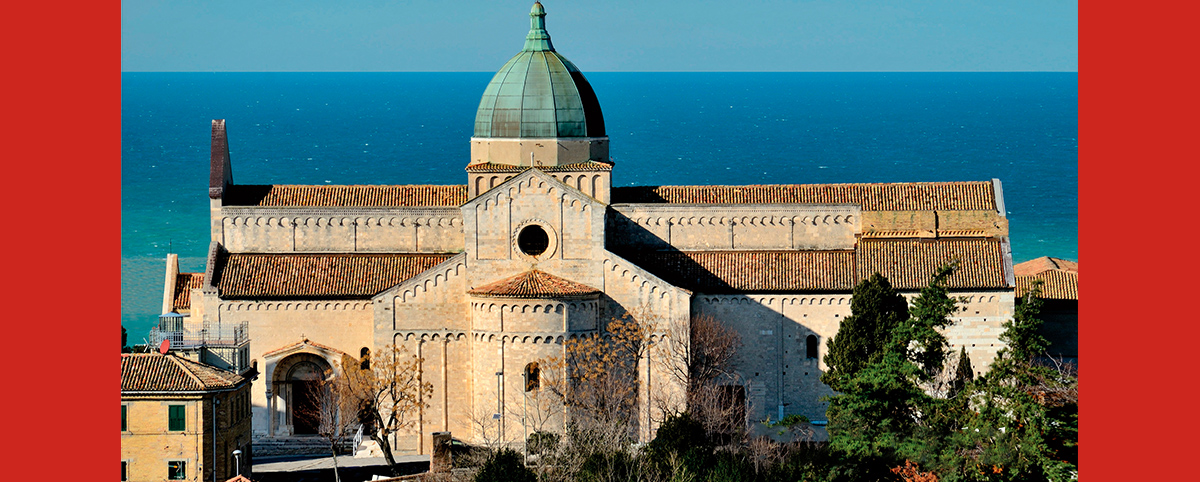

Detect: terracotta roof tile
465,161,613,172
121,353,244,392
611,181,996,211
1013,257,1078,300
1013,256,1078,277
262,339,350,359
1015,270,1078,300
468,270,600,298
621,250,858,293
173,273,205,312
223,184,468,208
215,253,452,299
856,238,1008,290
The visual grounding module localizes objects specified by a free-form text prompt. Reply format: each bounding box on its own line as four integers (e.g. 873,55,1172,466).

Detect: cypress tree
821,273,909,390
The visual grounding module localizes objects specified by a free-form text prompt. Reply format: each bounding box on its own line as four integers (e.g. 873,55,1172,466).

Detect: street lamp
232,449,242,476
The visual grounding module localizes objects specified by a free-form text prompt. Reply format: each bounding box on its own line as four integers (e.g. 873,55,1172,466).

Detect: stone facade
159,3,1021,457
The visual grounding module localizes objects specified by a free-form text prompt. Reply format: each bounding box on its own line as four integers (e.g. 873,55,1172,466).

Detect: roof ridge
171,355,210,390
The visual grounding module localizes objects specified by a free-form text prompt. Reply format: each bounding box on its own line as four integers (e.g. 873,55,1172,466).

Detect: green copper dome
473,2,605,139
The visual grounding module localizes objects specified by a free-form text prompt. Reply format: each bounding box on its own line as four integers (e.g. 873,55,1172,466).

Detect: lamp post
522,370,529,465
495,371,504,443
232,449,242,476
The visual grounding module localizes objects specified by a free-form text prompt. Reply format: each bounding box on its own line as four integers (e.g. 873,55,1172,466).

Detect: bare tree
663,313,745,444
337,344,434,476
293,365,359,482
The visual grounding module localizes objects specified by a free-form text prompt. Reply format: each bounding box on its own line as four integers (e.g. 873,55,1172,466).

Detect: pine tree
823,266,963,479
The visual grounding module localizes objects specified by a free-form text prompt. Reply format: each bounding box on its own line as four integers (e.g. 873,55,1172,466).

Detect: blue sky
121,0,1077,72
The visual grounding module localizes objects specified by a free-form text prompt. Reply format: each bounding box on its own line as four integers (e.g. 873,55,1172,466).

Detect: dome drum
469,137,609,167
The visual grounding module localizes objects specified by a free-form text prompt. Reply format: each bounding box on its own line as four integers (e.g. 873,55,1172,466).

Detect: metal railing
150,321,249,349
352,425,364,454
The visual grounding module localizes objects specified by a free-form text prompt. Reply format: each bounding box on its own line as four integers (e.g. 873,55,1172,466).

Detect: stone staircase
252,436,358,457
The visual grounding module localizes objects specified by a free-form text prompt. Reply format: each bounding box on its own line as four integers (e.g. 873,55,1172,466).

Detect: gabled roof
222,184,468,208
121,353,244,392
262,338,349,359
468,270,600,298
1014,256,1078,300
215,253,453,299
611,181,997,211
173,273,204,312
1013,256,1078,277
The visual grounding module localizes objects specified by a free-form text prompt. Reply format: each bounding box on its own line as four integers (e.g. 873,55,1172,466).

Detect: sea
121,72,1077,342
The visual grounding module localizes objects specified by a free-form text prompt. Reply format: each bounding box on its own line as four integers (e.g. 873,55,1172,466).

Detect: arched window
525,362,540,392
360,347,371,370
806,335,818,359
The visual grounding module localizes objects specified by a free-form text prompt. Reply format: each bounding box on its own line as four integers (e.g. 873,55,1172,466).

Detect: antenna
159,338,171,355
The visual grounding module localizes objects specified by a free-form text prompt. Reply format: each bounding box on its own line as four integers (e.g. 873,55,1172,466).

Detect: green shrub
473,449,535,482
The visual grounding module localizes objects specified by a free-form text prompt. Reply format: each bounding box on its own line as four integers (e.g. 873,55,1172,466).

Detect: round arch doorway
276,353,332,436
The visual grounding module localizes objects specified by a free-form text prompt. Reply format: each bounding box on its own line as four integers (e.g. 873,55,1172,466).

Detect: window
517,225,549,256
360,347,371,370
121,405,127,431
121,461,127,481
524,362,540,392
806,335,818,359
167,460,186,480
168,405,186,431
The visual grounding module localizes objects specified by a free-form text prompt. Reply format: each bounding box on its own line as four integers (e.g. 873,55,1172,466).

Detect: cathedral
161,2,1016,454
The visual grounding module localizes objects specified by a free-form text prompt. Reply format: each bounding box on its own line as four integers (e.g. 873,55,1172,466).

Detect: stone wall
608,204,860,252
215,300,374,437
692,290,1014,424
217,207,464,253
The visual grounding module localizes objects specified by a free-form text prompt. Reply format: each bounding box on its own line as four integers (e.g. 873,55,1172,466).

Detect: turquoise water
121,72,1077,341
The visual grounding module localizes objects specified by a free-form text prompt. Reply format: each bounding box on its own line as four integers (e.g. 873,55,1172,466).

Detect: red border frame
1079,1,1196,479
8,1,120,478
17,1,1193,479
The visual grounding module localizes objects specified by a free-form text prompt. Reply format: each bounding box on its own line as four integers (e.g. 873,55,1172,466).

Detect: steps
252,436,357,457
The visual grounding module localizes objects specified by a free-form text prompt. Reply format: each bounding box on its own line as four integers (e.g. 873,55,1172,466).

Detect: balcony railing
150,321,249,350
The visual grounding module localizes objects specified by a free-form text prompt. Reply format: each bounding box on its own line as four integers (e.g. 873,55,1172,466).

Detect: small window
168,405,186,431
167,460,186,480
121,461,128,481
525,362,540,392
806,335,818,359
121,405,127,431
360,347,371,370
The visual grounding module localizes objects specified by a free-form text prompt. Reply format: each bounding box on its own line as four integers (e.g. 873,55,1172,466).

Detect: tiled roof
1015,270,1078,300
223,184,468,208
465,161,613,172
215,253,453,299
262,339,349,359
1014,257,1078,300
121,353,244,392
173,273,205,312
856,238,1009,290
468,270,601,298
1013,256,1078,277
611,181,996,211
622,250,857,293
